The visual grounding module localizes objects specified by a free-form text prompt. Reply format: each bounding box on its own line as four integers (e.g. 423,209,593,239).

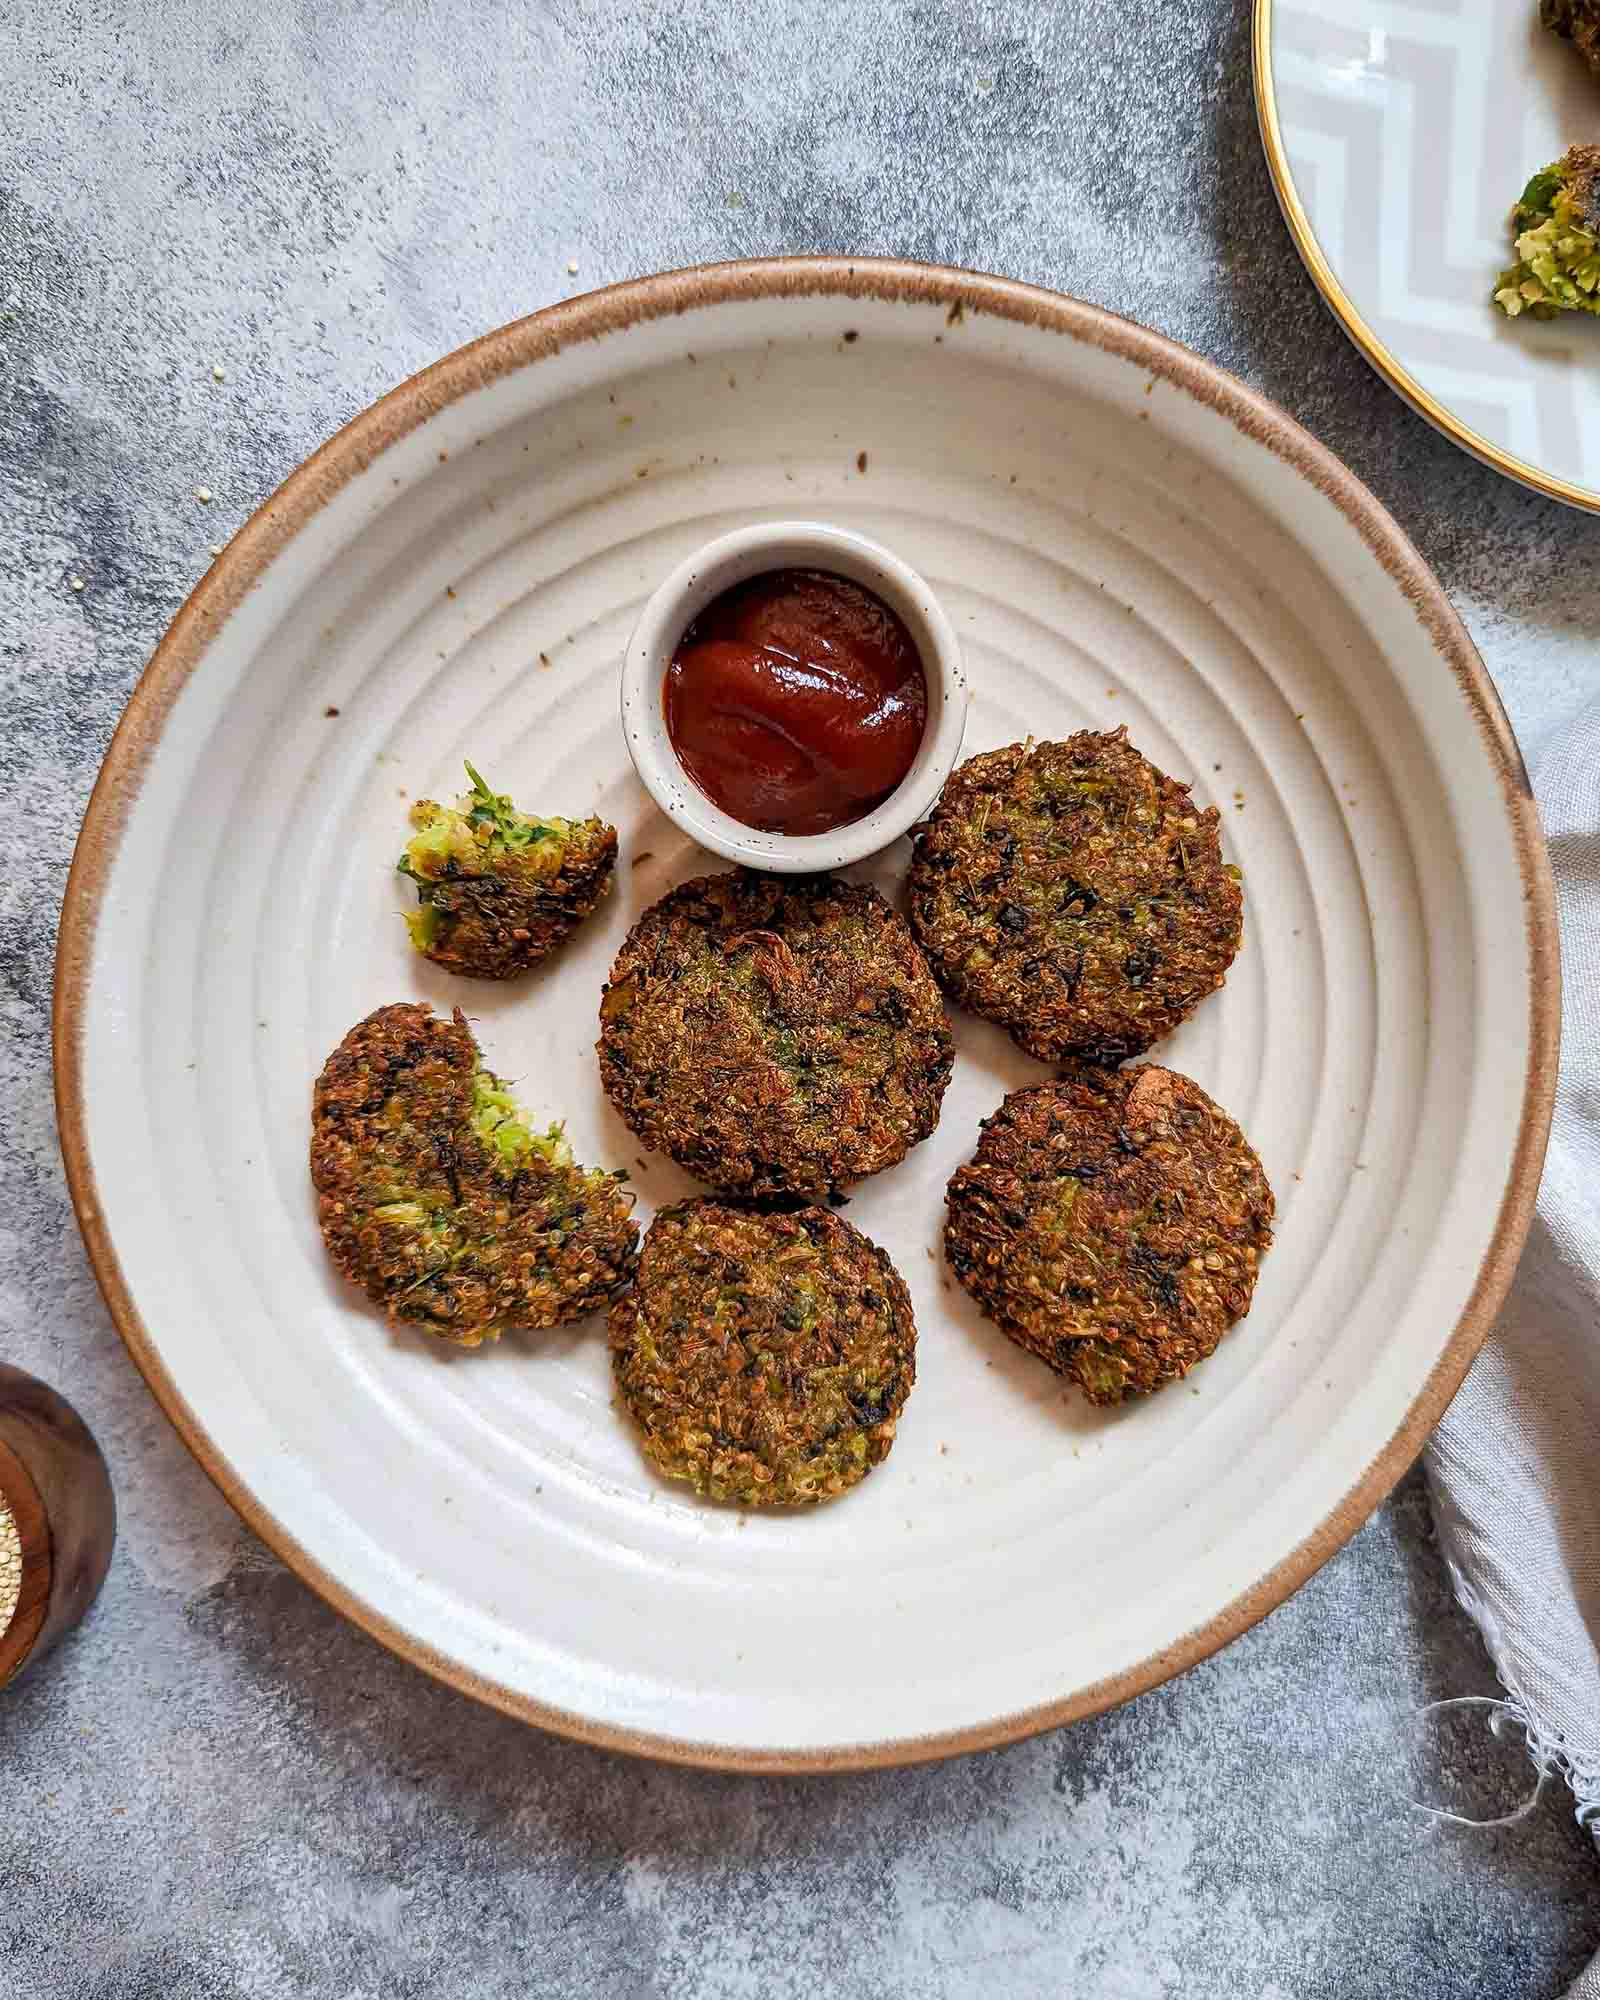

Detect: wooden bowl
0,1363,115,1688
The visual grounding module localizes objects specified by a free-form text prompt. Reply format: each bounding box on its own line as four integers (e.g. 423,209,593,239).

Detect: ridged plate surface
55,265,1554,1767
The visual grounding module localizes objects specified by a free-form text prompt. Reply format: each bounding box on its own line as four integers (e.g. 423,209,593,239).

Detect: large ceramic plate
54,261,1556,1770
1257,0,1600,511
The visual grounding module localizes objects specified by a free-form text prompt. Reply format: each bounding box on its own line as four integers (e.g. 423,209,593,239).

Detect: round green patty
311,1002,637,1344
945,1066,1273,1404
609,1200,916,1505
597,870,953,1200
908,730,1242,1063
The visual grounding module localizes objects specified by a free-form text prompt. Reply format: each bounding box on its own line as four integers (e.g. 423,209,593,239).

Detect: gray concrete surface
2,3,1597,1994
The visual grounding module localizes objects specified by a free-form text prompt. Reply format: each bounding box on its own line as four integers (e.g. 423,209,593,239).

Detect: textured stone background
2,3,1598,1995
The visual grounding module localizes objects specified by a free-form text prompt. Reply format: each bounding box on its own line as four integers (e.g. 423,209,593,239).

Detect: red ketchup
664,568,928,837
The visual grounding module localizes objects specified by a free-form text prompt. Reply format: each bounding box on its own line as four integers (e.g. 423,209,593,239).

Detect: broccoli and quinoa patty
1493,147,1600,319
597,871,954,1200
609,1200,916,1505
945,1067,1273,1405
1541,0,1600,80
399,763,617,978
311,1002,637,1345
907,730,1242,1065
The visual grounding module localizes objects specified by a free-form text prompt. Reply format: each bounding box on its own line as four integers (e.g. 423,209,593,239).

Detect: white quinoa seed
69,575,84,591
195,486,212,503
566,258,579,274
211,364,225,381
0,1496,20,1638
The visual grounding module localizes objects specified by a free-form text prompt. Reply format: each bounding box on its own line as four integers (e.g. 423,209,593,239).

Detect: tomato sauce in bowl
663,569,928,837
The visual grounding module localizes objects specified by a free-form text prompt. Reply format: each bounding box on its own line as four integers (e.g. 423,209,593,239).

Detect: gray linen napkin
1425,700,1600,1998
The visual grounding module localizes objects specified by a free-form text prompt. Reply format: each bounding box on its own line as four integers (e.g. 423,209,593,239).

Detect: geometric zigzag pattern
1268,0,1600,498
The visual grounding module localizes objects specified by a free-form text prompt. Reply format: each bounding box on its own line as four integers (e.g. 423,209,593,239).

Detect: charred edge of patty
596,870,954,1199
907,731,1242,1064
944,1066,1273,1405
311,1001,637,1344
608,1198,916,1505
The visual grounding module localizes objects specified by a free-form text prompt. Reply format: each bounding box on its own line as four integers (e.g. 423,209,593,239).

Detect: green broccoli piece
469,1068,574,1173
1494,147,1600,318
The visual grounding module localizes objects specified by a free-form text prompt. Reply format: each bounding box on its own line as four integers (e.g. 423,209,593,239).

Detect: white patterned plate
1258,0,1600,510
55,263,1556,1768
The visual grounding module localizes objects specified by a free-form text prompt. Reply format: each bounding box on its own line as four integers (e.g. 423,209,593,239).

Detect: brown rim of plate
1252,0,1600,516
51,257,1560,1774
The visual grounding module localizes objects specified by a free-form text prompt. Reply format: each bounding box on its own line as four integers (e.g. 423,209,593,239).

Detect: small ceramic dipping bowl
620,520,967,872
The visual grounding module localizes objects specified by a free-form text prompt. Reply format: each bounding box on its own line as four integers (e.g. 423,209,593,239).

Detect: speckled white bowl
620,519,967,869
